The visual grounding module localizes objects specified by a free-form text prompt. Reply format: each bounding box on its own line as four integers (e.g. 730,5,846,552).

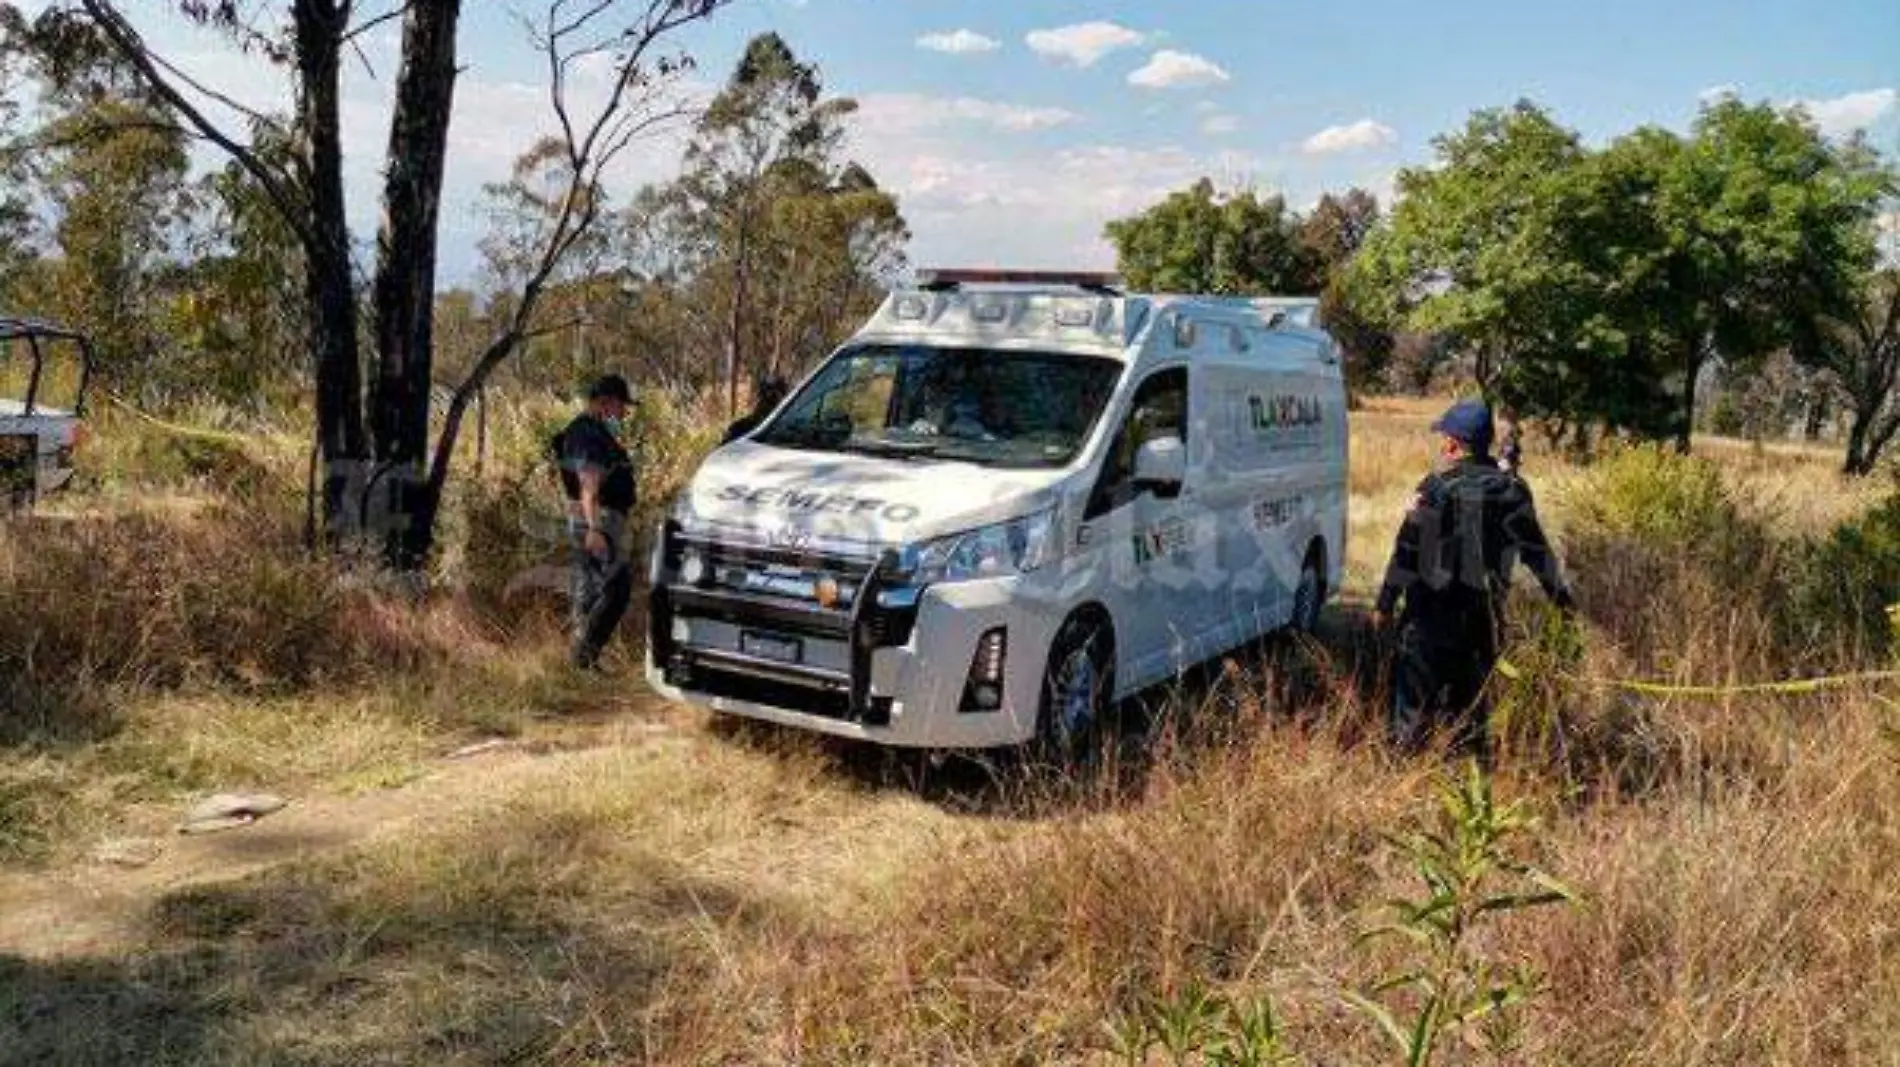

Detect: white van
647,271,1347,752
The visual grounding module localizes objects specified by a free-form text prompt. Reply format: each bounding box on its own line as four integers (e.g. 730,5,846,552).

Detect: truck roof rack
916,269,1124,297
0,316,88,343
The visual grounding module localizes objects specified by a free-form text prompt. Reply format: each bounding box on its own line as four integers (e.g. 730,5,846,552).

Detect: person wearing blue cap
1373,398,1574,752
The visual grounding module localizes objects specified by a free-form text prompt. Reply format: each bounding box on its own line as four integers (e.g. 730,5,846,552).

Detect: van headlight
909,508,1057,585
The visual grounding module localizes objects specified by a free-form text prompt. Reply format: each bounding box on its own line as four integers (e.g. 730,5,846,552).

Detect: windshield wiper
842,438,943,461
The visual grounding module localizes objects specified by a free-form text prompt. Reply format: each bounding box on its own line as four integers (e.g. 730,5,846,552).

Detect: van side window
1087,367,1189,519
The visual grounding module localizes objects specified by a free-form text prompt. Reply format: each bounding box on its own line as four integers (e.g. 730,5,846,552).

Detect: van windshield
755,345,1123,469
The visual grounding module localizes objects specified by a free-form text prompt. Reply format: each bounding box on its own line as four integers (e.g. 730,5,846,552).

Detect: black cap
1431,399,1494,454
588,374,632,403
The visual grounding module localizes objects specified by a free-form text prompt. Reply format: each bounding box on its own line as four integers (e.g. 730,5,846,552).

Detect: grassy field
3,397,1899,1065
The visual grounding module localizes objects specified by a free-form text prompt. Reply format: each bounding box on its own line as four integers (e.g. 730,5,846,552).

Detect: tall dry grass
5,399,1900,1064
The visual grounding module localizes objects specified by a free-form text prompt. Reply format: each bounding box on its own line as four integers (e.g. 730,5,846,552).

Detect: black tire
1035,612,1115,765
1290,548,1326,634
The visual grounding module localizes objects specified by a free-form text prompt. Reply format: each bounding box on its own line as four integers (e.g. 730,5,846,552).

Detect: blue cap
1431,400,1494,453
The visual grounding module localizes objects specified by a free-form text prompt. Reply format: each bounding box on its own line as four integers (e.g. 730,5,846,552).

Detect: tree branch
77,0,314,253
144,45,277,127
341,1,414,44
427,0,733,504
9,117,205,155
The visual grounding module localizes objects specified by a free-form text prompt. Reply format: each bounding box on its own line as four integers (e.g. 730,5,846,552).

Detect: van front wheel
1036,614,1114,764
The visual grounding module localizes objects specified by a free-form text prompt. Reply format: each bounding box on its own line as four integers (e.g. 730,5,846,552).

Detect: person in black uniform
722,375,789,444
1372,399,1574,750
558,374,637,669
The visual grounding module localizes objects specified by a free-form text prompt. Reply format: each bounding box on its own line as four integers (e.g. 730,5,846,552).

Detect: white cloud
1024,21,1144,67
1201,114,1241,136
916,29,1001,55
847,108,1280,270
1128,50,1231,90
857,93,1078,134
1300,118,1398,155
1193,100,1223,115
1698,84,1739,104
1793,88,1897,138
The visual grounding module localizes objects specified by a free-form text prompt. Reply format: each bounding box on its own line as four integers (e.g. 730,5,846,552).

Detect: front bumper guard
650,522,904,725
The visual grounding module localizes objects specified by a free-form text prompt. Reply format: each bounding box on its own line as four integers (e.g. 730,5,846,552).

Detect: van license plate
741,632,803,665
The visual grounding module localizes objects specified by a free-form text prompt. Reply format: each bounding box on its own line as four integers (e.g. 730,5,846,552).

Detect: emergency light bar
916,268,1124,295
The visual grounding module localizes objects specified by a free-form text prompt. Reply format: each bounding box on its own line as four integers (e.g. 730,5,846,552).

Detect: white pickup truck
1,317,94,509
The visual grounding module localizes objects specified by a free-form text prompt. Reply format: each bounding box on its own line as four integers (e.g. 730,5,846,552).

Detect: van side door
1212,333,1342,642
1078,364,1217,692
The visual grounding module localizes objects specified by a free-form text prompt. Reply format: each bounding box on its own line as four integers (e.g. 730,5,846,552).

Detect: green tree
631,33,905,405
1105,177,1321,295
32,95,192,397
746,158,907,381
1352,99,1890,448
1302,189,1393,399
0,30,36,305
1351,102,1590,409
164,134,310,409
671,32,867,414
1642,101,1890,449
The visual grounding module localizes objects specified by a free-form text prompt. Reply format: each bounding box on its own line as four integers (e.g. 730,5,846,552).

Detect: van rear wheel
1291,554,1325,634
1036,614,1114,765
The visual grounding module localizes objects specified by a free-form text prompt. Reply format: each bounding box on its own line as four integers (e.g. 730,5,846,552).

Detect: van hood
675,441,1070,550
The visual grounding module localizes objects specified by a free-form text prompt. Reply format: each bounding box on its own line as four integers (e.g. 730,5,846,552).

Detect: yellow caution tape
102,393,257,447
1495,658,1900,698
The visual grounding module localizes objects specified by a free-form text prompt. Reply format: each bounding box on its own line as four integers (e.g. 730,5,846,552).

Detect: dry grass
5,400,1900,1064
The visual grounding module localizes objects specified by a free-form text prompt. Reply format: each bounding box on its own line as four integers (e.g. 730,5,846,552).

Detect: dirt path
0,719,685,961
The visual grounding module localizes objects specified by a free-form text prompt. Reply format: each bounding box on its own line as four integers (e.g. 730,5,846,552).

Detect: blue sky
89,0,1900,280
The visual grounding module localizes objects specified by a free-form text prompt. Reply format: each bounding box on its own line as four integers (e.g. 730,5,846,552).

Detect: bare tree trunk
1676,341,1702,454
1844,405,1874,475
295,0,367,538
371,0,462,569
474,386,487,480
725,213,752,418
767,248,797,380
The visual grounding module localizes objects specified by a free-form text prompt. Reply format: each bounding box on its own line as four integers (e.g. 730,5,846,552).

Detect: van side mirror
1133,435,1186,493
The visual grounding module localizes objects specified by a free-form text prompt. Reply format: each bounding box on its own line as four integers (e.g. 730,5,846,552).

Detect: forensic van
647,271,1347,752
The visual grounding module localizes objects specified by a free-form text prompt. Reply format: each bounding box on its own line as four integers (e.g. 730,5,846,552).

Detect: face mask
602,416,624,437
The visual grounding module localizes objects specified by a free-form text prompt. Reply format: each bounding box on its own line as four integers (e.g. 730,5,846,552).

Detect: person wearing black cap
557,374,638,669
721,375,790,444
1372,398,1574,752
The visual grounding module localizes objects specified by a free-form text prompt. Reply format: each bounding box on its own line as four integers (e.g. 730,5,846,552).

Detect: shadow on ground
0,802,781,1067
705,601,1394,818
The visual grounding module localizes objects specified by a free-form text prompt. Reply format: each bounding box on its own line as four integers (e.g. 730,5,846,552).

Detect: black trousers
1390,615,1498,753
569,513,633,667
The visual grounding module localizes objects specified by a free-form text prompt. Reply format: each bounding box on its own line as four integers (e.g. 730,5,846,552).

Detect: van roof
855,283,1330,359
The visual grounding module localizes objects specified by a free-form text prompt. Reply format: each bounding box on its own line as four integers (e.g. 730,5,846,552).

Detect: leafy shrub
1564,444,1756,553
449,388,721,621
79,405,303,506
458,473,570,625
0,502,445,725
1560,445,1789,675
1783,493,1900,662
